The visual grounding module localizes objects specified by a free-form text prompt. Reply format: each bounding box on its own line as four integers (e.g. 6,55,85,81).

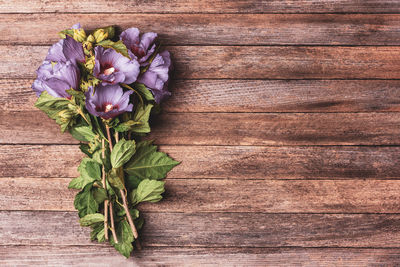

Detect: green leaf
134,83,155,101
90,222,105,242
92,26,115,43
114,120,141,132
69,125,96,142
110,220,134,258
107,167,125,190
66,89,85,100
79,213,104,227
59,28,86,42
111,139,136,168
125,174,142,190
92,187,108,204
97,40,130,58
74,183,98,218
35,91,78,132
124,141,180,180
59,29,74,39
69,158,101,189
130,102,153,134
131,179,165,205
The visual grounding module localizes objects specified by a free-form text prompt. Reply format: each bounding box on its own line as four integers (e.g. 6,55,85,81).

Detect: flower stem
105,125,113,151
120,188,139,239
109,201,118,243
115,131,119,143
101,139,109,241
105,124,140,244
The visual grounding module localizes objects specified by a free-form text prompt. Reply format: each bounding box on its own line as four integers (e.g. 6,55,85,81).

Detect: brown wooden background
1,0,400,266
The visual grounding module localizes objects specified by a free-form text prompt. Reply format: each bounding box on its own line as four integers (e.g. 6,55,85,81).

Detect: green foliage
129,102,153,134
59,28,86,42
92,26,115,43
69,158,101,189
124,140,180,180
134,83,155,101
111,139,136,168
97,40,130,58
92,187,108,204
90,222,105,243
107,167,125,190
69,124,96,142
114,120,141,132
111,220,134,258
74,183,98,218
35,91,78,132
79,213,104,227
131,179,165,205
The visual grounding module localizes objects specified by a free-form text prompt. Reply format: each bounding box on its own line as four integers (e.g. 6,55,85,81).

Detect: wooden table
1,1,400,266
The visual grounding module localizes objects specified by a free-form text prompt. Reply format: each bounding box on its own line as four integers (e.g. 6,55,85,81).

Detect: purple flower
71,23,82,29
85,84,133,119
32,60,80,98
120,28,157,66
137,51,172,103
93,46,140,85
45,36,85,65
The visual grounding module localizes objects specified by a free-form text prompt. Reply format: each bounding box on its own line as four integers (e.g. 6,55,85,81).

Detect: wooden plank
3,111,400,146
3,46,400,79
3,178,400,213
4,79,400,113
1,145,400,179
1,0,400,14
3,211,400,247
2,246,400,266
3,14,400,45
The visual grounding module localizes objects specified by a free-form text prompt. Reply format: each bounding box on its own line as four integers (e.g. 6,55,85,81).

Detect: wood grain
4,79,400,113
1,145,400,179
3,14,400,45
3,211,400,247
2,246,400,266
3,178,400,213
3,46,400,79
1,0,400,14
3,111,400,146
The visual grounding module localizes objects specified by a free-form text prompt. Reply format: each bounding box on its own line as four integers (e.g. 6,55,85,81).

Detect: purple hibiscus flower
32,60,80,98
85,84,133,119
93,46,140,85
137,51,172,104
120,28,157,66
45,36,85,65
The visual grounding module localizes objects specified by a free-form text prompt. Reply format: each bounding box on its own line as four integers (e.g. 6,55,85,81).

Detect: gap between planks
4,46,400,79
3,178,400,213
3,14,400,46
1,0,400,14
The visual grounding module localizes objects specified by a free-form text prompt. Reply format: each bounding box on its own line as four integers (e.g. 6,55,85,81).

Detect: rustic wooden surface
1,1,400,266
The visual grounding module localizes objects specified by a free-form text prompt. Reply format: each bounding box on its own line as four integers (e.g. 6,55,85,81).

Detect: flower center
95,102,119,113
105,104,113,112
100,62,116,75
131,45,146,58
103,67,115,75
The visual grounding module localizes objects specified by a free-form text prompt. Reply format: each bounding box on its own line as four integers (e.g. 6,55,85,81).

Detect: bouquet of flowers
32,23,179,257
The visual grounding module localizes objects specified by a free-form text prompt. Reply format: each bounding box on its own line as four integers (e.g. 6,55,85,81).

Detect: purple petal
120,28,140,50
140,32,157,54
120,28,157,65
94,46,139,85
71,23,82,29
32,61,80,98
85,84,133,119
45,40,67,63
137,51,172,104
63,36,85,64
